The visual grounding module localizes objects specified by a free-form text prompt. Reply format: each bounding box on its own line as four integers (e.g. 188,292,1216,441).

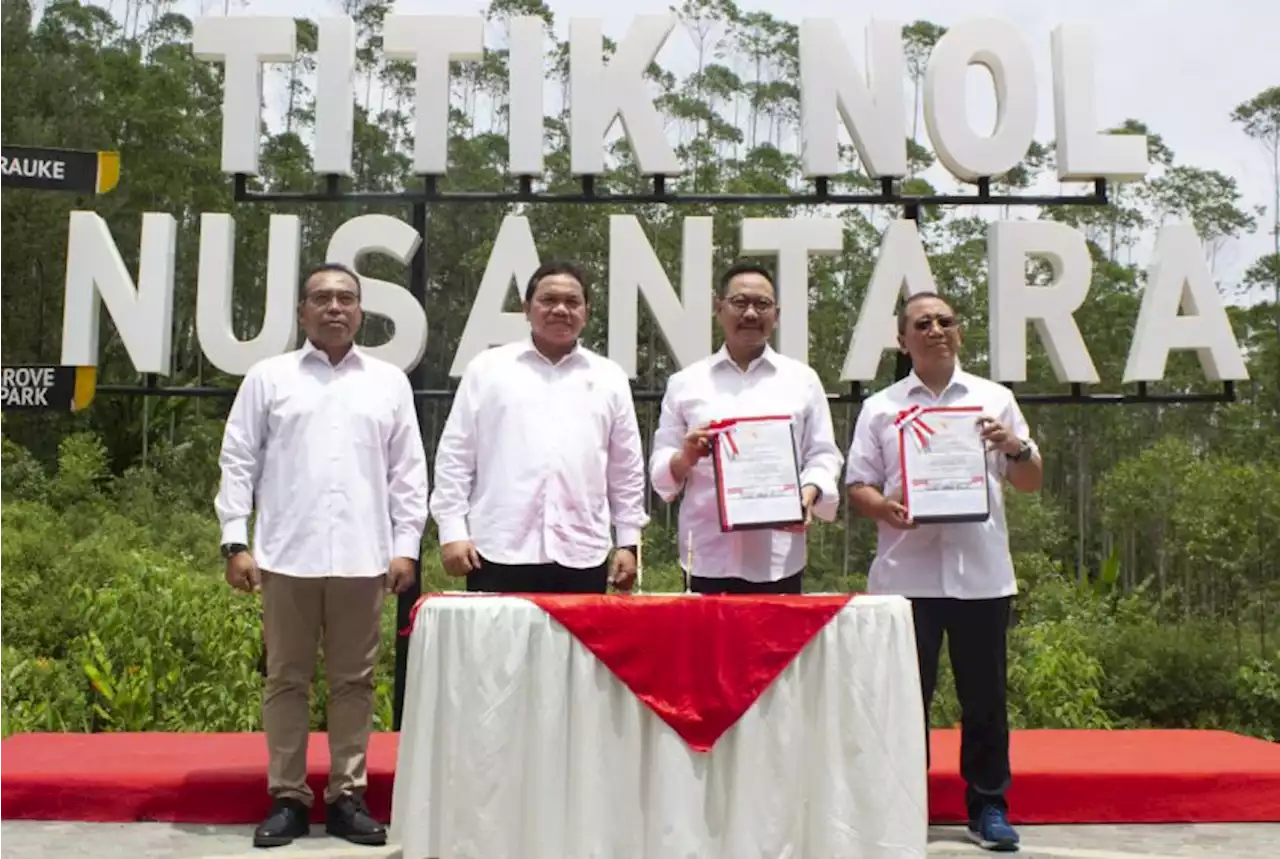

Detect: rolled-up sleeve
797,370,843,522
214,366,268,545
844,404,887,487
994,390,1039,479
648,375,688,503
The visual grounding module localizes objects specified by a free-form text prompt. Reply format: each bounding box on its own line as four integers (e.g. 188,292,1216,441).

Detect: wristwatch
1006,440,1033,463
220,542,249,560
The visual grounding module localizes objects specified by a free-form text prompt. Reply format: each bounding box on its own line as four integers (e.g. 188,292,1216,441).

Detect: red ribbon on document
894,405,937,451
705,415,792,460
718,426,740,457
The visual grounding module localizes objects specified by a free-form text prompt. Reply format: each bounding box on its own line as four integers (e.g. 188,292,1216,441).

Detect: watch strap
221,542,248,559
1006,441,1032,462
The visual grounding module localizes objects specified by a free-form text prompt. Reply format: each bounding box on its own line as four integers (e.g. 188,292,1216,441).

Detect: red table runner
405,593,854,752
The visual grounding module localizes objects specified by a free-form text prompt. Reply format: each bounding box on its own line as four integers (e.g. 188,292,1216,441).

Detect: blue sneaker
967,805,1020,852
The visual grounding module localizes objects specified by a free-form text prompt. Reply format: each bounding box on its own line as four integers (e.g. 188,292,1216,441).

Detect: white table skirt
390,594,928,859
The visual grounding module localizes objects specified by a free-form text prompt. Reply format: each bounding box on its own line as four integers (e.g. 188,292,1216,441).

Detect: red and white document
896,405,991,524
708,415,805,532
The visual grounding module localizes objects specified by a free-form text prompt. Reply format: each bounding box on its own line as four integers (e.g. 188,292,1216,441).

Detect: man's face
300,269,362,351
525,273,588,349
899,295,962,371
716,271,777,352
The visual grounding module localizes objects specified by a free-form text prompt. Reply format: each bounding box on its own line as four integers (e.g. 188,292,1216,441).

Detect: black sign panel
0,365,96,412
1,145,119,194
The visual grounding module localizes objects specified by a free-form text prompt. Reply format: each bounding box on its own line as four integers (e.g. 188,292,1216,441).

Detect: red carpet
2,729,1278,825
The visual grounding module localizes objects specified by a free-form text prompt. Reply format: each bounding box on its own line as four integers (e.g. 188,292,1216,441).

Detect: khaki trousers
260,570,385,807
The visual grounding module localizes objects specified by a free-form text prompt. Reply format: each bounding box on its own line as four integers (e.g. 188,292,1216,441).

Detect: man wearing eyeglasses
844,292,1042,853
649,262,843,594
215,262,429,849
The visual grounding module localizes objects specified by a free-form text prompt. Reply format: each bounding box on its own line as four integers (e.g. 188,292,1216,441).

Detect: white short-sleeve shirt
844,368,1038,600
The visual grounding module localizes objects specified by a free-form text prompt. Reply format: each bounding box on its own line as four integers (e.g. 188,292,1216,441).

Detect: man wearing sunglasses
844,292,1042,853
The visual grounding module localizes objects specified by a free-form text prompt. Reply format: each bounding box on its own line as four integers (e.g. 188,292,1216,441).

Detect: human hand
225,551,260,593
977,416,1023,456
387,557,417,594
780,484,820,533
877,492,918,530
680,426,714,468
440,540,481,577
609,548,638,591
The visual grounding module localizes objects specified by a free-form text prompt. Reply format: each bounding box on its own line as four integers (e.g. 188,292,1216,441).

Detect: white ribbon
894,405,937,452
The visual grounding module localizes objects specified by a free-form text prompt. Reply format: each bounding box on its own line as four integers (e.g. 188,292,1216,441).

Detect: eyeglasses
305,289,359,308
725,296,776,314
536,293,584,311
912,314,957,332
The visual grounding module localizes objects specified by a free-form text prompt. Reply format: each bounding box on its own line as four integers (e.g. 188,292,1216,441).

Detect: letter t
192,17,297,175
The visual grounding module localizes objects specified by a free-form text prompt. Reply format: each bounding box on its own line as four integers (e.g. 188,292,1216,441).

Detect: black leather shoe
253,798,310,848
325,793,387,846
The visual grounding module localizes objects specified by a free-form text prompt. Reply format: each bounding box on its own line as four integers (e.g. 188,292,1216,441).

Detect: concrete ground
2,822,1279,858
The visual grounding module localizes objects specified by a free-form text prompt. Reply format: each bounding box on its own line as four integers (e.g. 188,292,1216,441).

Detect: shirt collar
904,364,970,397
519,336,586,367
301,338,364,369
710,343,777,374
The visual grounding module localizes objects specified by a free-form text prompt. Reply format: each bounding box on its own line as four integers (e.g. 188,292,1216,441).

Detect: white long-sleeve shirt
649,346,844,583
214,341,430,578
429,338,650,568
844,368,1038,600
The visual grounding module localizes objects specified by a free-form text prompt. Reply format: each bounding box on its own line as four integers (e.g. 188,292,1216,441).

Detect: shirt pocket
345,389,394,451
557,375,615,448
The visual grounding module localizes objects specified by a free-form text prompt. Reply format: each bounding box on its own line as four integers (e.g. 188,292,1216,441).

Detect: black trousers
689,568,804,594
466,556,609,594
911,596,1012,821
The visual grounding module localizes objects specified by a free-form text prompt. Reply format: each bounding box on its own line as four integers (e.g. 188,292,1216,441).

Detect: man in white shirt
649,262,843,594
430,261,648,593
844,292,1042,853
215,263,429,849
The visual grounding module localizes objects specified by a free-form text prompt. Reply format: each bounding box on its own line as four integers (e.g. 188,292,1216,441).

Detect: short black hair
524,260,591,304
897,292,952,334
718,261,775,298
300,262,361,301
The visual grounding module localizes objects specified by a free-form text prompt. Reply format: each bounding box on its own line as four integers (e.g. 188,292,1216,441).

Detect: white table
391,594,928,859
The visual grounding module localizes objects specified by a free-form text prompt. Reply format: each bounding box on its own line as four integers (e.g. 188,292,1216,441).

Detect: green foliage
2,1,1279,743
4,432,1279,741
1,433,409,736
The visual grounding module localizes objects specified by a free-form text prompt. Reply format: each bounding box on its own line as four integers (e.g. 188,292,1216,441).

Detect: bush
3,430,1278,742
0,432,408,736
1,497,412,735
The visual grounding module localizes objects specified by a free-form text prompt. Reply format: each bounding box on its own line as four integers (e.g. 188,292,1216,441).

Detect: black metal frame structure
92,171,1236,728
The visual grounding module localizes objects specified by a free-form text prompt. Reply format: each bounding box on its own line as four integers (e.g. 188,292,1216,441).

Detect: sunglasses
913,314,957,332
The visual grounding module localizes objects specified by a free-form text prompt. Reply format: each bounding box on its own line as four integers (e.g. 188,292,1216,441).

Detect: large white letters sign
58,13,1247,386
